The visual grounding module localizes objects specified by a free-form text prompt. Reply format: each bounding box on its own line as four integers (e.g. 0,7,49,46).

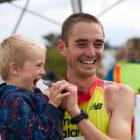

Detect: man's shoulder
103,80,135,110
104,80,134,98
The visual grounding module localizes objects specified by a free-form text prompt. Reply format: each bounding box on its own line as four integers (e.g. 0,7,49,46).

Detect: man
57,13,135,140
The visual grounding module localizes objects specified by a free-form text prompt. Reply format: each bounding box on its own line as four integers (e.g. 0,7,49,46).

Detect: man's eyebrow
75,39,88,43
96,39,104,43
74,39,104,44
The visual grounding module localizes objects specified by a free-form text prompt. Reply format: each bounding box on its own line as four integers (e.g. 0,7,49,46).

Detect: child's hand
42,88,50,98
48,80,71,107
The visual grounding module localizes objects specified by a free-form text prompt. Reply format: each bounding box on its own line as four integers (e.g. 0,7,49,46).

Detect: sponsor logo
89,103,103,110
63,128,82,138
63,118,82,137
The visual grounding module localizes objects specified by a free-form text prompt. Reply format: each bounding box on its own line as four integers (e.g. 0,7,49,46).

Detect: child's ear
9,63,20,76
57,39,67,57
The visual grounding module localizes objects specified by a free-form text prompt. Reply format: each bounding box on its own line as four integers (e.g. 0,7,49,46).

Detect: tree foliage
45,46,67,78
43,33,61,47
43,33,67,79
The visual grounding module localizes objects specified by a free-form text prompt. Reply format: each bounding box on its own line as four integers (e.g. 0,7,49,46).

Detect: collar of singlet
78,77,104,105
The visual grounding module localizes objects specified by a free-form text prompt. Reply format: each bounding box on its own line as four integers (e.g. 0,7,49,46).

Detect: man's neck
67,73,96,93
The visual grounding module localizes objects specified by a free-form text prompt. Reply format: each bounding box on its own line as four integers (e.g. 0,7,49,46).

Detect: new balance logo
89,103,103,110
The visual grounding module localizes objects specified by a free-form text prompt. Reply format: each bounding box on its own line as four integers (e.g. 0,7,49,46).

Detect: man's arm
107,84,135,139
66,83,135,140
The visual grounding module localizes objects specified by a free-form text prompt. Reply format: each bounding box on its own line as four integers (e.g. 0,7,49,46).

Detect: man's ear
9,63,20,76
57,39,67,57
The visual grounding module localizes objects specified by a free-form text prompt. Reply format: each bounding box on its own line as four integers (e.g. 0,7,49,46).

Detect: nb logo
89,103,103,110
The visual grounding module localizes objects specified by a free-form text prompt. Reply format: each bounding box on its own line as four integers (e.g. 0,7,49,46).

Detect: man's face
65,22,104,77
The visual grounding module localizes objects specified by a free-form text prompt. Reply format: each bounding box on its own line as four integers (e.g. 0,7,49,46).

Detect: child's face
17,52,46,92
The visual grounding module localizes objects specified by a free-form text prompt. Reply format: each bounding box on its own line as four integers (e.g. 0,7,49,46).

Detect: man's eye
95,43,103,48
77,43,87,48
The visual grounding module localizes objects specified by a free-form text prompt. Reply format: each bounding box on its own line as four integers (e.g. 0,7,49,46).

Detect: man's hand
60,80,81,117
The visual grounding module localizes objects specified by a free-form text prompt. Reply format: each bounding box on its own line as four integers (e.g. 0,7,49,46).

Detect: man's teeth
81,60,95,64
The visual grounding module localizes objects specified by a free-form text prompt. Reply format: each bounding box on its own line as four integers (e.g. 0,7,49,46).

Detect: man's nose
85,44,95,56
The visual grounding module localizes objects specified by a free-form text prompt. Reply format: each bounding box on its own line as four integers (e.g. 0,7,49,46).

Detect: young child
0,34,71,140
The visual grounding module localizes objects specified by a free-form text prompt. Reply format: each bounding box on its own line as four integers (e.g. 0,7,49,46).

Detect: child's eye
36,64,42,67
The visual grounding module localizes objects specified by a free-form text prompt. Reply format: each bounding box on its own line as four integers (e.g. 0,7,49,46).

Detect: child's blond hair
0,34,46,81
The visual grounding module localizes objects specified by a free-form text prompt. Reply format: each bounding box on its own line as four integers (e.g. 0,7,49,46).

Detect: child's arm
0,93,62,140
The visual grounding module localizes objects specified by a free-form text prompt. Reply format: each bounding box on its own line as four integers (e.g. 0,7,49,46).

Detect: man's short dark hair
61,13,104,45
